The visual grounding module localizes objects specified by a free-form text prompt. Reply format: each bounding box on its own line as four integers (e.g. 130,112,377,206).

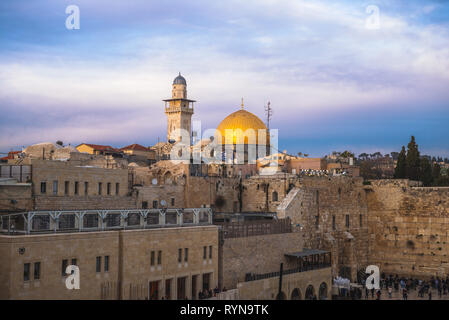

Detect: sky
0,0,448,157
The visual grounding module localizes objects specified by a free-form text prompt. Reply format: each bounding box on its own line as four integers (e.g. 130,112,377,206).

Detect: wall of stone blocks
0,184,33,212
367,180,449,278
31,159,129,198
221,231,304,289
277,176,369,280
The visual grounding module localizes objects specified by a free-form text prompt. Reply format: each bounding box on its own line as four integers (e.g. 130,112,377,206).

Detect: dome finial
241,97,244,110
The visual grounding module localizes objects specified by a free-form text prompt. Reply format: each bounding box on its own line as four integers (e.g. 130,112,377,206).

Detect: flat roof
285,248,329,258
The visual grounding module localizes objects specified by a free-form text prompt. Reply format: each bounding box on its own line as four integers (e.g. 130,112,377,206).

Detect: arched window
272,191,278,202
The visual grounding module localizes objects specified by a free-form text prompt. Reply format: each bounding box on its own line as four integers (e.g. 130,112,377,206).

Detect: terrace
0,208,213,235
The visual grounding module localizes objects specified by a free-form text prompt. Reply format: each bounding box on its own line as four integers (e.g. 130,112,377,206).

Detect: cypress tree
394,146,407,178
432,162,441,185
406,136,420,181
420,157,433,186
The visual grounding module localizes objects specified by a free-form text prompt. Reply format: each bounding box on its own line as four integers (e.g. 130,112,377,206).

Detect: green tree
420,157,433,186
394,146,406,178
432,162,441,184
406,136,420,181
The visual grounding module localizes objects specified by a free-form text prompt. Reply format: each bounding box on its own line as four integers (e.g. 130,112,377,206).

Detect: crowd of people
198,286,227,300
361,274,449,300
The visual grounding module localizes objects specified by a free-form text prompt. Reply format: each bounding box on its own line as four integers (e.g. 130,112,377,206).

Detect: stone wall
367,180,449,278
0,225,218,300
242,174,299,212
237,267,332,300
0,183,33,212
277,176,369,281
31,159,129,197
221,231,303,289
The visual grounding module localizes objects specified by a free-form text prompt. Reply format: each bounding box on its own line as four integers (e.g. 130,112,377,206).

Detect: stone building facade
0,225,218,300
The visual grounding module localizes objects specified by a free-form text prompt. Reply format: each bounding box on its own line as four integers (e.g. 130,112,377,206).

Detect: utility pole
264,101,272,130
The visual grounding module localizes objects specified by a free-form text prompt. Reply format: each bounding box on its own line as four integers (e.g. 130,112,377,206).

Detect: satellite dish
160,200,167,207
152,178,158,185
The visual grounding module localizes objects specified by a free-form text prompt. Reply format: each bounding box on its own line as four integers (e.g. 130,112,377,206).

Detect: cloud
0,0,448,156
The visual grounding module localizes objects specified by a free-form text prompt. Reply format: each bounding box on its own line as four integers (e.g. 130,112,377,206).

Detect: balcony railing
0,208,213,235
245,262,332,282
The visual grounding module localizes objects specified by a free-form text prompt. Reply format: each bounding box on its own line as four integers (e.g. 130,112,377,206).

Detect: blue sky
1,0,448,157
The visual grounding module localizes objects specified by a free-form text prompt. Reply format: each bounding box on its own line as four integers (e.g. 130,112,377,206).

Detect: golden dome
215,109,268,145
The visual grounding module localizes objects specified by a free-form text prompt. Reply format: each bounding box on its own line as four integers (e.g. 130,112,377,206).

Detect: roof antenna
265,101,273,130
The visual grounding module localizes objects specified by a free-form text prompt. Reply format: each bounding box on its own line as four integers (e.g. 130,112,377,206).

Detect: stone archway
319,282,328,300
291,288,301,300
276,291,287,300
305,285,315,300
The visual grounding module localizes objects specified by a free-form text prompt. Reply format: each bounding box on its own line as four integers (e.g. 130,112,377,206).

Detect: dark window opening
24,263,30,281
96,256,101,273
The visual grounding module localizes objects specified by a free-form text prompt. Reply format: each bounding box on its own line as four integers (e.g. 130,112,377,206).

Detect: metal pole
277,263,283,299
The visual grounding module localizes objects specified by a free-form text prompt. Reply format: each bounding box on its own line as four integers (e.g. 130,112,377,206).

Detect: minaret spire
241,97,244,110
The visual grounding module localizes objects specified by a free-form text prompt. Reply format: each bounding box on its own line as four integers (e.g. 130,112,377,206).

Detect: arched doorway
276,291,286,300
319,282,328,300
305,285,315,300
291,288,301,300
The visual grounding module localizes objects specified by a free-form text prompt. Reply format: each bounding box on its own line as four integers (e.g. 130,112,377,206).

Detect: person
388,285,393,299
376,289,381,300
403,288,407,300
429,290,432,300
365,287,369,299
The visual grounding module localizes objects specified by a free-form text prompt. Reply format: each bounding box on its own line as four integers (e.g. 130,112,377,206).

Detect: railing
218,217,292,239
245,262,332,282
0,208,213,235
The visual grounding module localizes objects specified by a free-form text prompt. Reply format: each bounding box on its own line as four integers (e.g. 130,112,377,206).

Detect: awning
285,248,329,258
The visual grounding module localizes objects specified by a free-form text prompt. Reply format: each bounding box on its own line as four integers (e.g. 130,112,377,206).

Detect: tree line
394,136,449,186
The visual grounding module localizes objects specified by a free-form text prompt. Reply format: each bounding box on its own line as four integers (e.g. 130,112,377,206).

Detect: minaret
163,73,195,144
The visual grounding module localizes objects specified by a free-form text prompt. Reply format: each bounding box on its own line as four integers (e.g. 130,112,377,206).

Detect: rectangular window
152,200,158,209
150,251,155,266
84,182,88,195
40,182,46,194
315,215,319,229
53,180,58,195
171,198,175,206
209,245,212,259
64,181,69,195
98,183,102,195
96,256,101,273
332,215,336,231
74,181,79,195
178,248,182,263
360,214,363,227
203,246,207,260
24,263,30,281
61,259,68,276
157,250,162,265
34,262,40,280
115,183,119,195
345,214,350,228
71,258,77,266
184,248,188,262
142,201,148,209
104,256,109,272
107,182,111,195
